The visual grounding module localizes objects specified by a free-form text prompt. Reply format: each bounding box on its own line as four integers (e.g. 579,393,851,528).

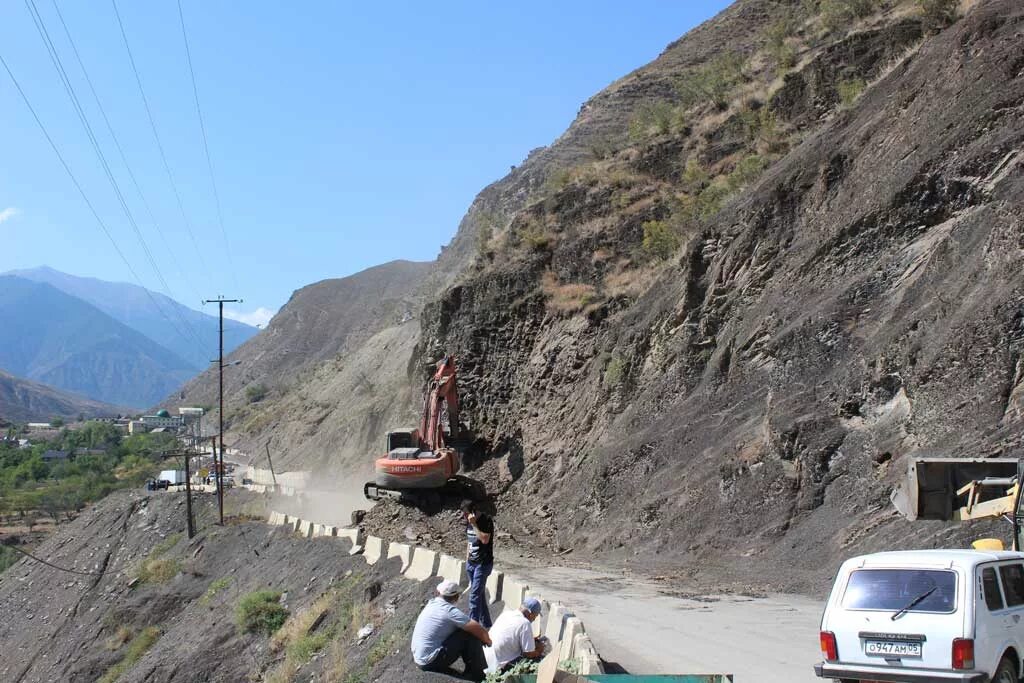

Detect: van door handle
1013,615,1021,624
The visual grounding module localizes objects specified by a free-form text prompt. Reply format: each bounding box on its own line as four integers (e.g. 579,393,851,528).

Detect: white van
816,549,1024,683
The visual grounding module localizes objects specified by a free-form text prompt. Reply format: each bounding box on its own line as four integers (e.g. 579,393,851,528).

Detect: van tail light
820,631,839,662
952,638,975,670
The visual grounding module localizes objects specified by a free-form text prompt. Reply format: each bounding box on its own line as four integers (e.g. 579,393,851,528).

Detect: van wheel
993,656,1018,683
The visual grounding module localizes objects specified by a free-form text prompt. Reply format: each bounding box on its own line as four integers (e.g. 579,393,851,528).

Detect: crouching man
411,579,492,682
486,596,547,674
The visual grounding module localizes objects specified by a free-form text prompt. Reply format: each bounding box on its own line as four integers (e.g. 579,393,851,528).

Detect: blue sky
0,1,730,326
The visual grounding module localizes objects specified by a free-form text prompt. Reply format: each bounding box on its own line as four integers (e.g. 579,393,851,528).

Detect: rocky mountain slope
0,368,124,423
167,0,1021,591
411,0,1024,591
6,267,258,371
0,491,461,683
0,276,195,408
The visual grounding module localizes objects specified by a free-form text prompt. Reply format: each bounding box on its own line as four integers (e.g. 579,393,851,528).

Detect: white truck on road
157,470,186,486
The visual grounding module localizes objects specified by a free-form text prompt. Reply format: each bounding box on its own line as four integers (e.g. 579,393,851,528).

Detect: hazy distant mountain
0,275,196,408
0,368,124,423
7,266,258,370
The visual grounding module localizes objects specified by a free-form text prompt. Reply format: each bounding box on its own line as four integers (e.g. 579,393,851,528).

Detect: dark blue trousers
466,560,493,628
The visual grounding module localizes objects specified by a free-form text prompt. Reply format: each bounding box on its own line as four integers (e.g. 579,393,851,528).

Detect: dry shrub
104,626,133,651
604,266,652,299
541,272,598,314
270,589,338,653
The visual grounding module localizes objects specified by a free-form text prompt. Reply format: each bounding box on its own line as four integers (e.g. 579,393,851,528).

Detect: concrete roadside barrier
486,570,504,604
336,527,362,552
405,547,439,580
363,536,384,564
543,603,570,643
386,542,412,572
575,633,603,675
259,511,606,674
437,554,465,585
558,617,585,662
502,578,528,611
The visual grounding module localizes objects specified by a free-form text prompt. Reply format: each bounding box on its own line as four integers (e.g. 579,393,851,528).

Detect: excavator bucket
891,457,1019,521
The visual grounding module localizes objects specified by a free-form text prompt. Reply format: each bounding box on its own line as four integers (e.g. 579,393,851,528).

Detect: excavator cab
386,429,420,452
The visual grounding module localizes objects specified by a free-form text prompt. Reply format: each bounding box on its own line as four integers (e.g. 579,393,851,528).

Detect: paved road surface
502,563,823,682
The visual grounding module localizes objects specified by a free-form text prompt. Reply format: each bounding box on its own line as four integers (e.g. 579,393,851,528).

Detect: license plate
865,639,922,657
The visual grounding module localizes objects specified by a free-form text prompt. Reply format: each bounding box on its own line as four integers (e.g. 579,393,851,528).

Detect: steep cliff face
412,0,1024,590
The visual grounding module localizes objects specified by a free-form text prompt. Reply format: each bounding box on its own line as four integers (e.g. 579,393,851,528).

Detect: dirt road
501,562,823,682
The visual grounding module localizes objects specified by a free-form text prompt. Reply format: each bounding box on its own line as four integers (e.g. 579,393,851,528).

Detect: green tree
642,220,681,260
245,383,268,403
676,52,746,110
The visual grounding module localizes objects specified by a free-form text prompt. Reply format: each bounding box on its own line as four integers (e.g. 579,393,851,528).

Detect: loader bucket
891,457,1019,521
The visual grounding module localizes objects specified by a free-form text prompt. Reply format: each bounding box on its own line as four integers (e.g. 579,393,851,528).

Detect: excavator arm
419,355,460,451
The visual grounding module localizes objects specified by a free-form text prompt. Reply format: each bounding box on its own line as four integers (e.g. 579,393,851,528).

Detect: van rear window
842,569,957,613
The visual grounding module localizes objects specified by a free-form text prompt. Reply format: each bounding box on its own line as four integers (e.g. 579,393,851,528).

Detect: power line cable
0,51,159,315
177,0,239,294
4,543,105,576
50,0,206,312
0,46,206,363
24,0,207,355
110,0,211,282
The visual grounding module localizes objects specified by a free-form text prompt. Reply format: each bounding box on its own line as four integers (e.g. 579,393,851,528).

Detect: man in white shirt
486,596,547,673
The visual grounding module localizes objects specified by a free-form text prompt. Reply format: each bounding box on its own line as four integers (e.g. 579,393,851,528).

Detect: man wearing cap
485,596,547,673
411,579,491,681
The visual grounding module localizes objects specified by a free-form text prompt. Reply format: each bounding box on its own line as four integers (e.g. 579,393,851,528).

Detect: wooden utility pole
183,439,194,538
202,296,241,526
265,442,278,490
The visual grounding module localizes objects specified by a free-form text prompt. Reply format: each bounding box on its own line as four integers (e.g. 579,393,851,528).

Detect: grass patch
136,557,181,585
0,545,18,574
236,590,289,636
97,627,160,683
541,272,598,315
150,533,181,558
200,576,233,606
819,0,880,34
603,356,627,389
763,14,800,71
266,579,365,682
676,51,746,110
837,77,866,108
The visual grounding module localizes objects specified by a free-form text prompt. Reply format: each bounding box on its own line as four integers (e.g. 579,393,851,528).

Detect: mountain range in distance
7,267,258,370
0,267,260,411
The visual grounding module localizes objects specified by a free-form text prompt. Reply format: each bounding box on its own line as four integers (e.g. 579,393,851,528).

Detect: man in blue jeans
462,499,494,628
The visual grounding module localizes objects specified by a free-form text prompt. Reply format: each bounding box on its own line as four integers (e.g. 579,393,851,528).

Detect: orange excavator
363,356,473,504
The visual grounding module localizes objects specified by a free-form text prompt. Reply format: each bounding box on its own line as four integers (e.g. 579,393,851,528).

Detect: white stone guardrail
266,510,603,676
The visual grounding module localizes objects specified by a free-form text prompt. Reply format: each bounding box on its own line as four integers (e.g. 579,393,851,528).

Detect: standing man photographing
462,499,494,628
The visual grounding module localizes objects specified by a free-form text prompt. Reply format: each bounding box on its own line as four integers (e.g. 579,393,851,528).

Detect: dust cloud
268,465,375,527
